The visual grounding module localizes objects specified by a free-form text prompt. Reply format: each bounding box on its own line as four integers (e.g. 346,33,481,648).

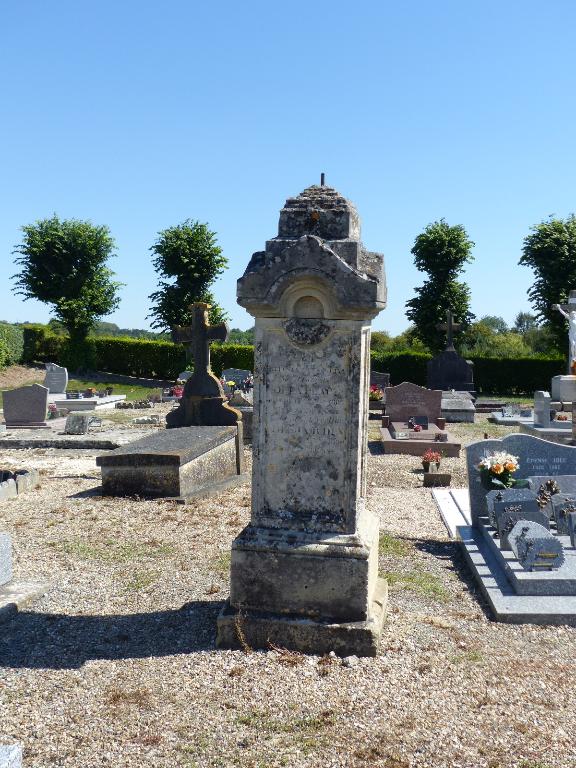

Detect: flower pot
422,461,430,472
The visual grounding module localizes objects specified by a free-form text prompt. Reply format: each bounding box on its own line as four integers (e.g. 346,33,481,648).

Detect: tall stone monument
217,181,388,655
166,302,240,429
552,290,576,402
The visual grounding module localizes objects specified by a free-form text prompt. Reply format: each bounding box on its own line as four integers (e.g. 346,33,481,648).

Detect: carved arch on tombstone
276,274,337,319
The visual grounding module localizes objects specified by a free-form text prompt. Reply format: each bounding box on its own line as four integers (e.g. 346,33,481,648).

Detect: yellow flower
492,463,504,475
504,461,516,472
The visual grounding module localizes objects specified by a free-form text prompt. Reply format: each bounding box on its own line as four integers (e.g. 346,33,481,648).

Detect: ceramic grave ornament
217,179,387,655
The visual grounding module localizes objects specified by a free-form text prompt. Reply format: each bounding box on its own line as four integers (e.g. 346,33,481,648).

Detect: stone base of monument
380,425,461,457
217,579,387,657
551,375,576,403
519,422,573,446
441,394,475,423
4,420,50,430
217,514,388,656
96,425,246,500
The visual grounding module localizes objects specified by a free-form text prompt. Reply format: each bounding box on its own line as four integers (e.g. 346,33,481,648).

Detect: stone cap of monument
238,183,386,319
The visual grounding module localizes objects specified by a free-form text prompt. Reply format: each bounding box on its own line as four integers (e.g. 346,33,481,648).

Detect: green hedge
21,327,565,394
0,323,24,365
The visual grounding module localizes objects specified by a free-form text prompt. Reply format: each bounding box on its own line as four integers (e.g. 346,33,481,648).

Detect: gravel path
1,418,574,767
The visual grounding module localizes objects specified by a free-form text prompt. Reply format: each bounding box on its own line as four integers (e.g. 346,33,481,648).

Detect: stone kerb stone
0,744,22,768
43,362,68,394
466,433,576,526
384,382,442,423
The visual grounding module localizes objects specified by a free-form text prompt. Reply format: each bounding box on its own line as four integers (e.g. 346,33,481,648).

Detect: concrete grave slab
96,425,245,499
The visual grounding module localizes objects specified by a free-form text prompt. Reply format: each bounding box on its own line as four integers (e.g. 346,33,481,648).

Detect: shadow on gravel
411,537,492,620
0,600,223,669
367,440,384,456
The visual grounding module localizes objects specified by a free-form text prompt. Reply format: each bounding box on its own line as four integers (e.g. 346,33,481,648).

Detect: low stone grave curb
0,470,39,499
0,580,48,624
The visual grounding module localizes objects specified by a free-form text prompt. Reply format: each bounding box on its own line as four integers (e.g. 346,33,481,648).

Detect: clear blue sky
2,1,575,335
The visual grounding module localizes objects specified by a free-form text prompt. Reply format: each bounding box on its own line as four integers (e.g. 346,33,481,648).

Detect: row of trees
405,215,576,355
12,216,227,366
11,212,576,367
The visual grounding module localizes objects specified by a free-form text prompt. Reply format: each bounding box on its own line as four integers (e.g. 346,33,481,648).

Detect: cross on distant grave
171,302,228,377
436,310,460,351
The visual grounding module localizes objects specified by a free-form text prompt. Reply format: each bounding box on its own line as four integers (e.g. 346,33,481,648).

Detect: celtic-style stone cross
437,310,460,351
172,302,228,380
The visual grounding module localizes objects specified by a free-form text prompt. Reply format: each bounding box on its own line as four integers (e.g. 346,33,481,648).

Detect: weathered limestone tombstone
381,381,461,457
167,303,240,430
43,362,68,394
3,384,49,429
427,310,475,393
0,744,22,768
217,180,387,656
534,391,552,427
64,412,93,435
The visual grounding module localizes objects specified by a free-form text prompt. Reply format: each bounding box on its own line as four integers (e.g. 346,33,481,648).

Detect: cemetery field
1,417,575,768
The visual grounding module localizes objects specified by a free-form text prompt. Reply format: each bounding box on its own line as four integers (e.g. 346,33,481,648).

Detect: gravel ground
1,416,575,768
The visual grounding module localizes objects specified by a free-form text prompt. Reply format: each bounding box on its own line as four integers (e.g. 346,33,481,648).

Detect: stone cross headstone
218,181,387,656
166,303,240,429
3,383,49,428
467,433,576,526
437,310,460,352
43,362,68,394
534,391,551,427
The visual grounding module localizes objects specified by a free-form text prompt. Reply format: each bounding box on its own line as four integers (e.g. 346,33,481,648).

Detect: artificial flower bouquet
476,451,528,489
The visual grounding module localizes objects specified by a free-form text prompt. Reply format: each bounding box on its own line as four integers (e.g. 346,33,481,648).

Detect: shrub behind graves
370,350,431,386
21,324,65,364
0,323,24,365
471,355,564,395
92,337,186,379
210,344,254,376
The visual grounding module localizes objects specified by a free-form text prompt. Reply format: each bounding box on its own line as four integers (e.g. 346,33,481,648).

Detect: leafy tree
148,220,228,333
519,215,576,352
479,315,508,334
405,219,475,353
513,311,539,335
12,215,121,366
227,327,255,344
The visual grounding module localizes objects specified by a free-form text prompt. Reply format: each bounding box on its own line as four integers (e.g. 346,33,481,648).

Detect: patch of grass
382,569,448,601
213,551,231,576
49,538,174,563
236,708,334,735
379,532,411,557
123,568,160,592
67,378,163,402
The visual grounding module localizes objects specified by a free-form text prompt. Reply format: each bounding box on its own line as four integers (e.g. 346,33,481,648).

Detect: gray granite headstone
370,371,390,390
551,495,576,535
493,497,549,549
3,383,49,427
65,412,92,435
467,433,576,526
385,382,442,423
0,532,12,587
0,745,22,768
43,362,68,394
534,391,551,427
509,520,564,571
